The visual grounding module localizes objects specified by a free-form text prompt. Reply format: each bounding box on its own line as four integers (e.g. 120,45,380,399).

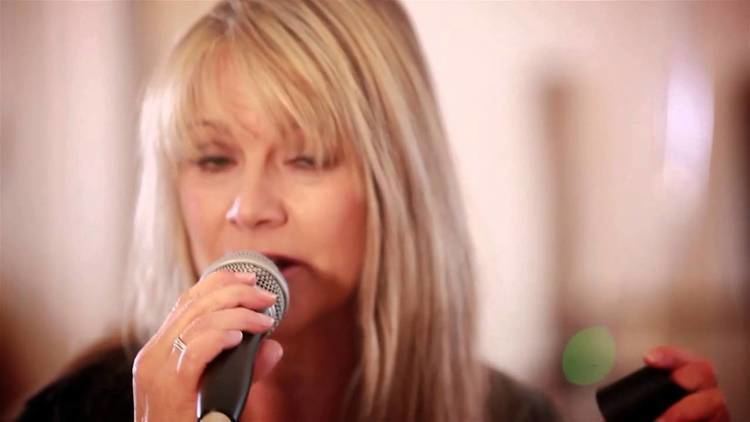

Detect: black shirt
16,346,562,421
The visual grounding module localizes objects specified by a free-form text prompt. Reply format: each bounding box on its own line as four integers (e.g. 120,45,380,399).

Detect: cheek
305,182,367,286
178,180,228,269
179,183,203,233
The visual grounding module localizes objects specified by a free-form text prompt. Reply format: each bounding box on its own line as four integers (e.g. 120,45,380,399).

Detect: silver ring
173,335,187,353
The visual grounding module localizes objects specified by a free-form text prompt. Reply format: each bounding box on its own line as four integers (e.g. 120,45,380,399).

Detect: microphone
596,366,689,422
197,251,290,422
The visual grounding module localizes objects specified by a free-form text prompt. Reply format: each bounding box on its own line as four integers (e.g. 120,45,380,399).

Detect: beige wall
1,1,136,415
407,3,749,419
0,1,214,417
402,3,749,419
2,1,748,420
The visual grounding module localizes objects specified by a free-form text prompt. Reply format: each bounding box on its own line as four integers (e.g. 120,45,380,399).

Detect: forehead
187,55,297,146
168,36,350,163
194,55,269,135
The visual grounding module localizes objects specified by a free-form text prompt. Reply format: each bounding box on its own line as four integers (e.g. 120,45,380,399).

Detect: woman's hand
644,346,730,422
132,271,284,421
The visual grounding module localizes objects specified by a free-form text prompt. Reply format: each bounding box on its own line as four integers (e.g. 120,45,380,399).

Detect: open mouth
266,255,300,273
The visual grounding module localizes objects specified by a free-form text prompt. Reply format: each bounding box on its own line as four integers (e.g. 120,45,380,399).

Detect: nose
225,171,287,230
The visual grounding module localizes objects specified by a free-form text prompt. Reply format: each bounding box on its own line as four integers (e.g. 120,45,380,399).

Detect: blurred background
2,1,749,420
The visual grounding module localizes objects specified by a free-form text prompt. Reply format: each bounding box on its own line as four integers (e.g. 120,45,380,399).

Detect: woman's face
176,76,367,336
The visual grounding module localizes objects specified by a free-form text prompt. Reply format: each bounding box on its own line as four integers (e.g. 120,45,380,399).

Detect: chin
269,296,356,341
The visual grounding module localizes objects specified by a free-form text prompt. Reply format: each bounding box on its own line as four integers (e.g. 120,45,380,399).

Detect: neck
241,302,358,422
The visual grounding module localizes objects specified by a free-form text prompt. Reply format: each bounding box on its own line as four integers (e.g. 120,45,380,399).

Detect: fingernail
227,330,243,343
234,272,256,283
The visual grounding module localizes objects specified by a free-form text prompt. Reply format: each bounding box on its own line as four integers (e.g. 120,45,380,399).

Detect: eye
194,156,235,173
286,155,318,170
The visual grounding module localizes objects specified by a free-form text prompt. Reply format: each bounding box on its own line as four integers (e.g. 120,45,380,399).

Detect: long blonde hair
126,1,486,421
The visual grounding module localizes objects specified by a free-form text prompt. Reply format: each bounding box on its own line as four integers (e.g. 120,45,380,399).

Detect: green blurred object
562,326,616,386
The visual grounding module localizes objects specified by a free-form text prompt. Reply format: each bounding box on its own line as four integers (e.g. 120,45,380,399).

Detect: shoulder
16,343,136,422
485,367,563,422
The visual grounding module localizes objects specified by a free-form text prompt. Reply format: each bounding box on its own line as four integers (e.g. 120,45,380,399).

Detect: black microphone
196,251,290,422
596,366,689,422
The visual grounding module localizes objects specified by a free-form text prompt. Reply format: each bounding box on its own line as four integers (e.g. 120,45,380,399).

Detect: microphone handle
596,366,689,422
198,332,265,422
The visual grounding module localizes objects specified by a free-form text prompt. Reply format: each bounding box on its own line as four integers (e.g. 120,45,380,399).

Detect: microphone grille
200,251,289,327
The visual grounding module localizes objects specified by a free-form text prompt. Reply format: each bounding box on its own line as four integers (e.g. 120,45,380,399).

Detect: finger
251,339,284,383
192,271,257,298
644,345,701,370
163,283,278,348
672,360,718,391
194,281,277,313
164,271,257,327
181,307,276,343
657,388,726,422
167,329,244,389
179,283,278,326
709,408,731,422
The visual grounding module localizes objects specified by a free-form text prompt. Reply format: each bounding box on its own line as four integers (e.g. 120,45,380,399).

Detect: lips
264,253,304,278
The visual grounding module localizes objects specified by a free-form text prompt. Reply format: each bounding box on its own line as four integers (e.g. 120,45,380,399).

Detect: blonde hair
126,1,486,421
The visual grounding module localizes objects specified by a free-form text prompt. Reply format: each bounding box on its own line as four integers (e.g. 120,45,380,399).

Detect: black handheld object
596,366,689,422
198,334,265,422
196,251,290,422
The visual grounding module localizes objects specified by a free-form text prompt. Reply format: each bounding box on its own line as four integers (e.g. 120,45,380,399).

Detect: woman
18,1,728,421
